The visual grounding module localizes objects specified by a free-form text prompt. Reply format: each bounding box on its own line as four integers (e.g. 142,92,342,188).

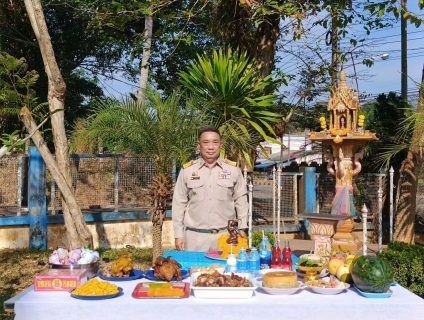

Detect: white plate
257,281,305,295
306,277,350,295
191,272,257,299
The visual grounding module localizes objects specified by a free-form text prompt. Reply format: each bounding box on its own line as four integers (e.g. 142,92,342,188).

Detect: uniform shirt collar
199,157,224,169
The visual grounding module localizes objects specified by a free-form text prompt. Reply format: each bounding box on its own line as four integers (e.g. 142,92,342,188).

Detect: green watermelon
351,256,393,293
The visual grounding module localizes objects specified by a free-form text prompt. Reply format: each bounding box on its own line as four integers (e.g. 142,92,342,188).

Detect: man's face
198,131,222,164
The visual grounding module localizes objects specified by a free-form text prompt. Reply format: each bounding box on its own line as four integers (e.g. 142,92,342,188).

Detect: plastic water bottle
248,247,260,275
237,248,248,272
259,235,271,269
281,240,293,270
226,253,237,273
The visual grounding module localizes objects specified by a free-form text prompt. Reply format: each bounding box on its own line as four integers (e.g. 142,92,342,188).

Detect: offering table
11,277,424,320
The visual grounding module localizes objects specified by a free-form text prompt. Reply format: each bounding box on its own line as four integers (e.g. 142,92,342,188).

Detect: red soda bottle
281,240,292,270
271,240,282,269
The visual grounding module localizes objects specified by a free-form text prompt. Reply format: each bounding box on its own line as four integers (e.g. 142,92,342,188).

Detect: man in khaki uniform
172,126,248,252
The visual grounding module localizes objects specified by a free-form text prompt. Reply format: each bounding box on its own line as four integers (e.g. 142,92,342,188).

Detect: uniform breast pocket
187,180,204,202
216,180,234,201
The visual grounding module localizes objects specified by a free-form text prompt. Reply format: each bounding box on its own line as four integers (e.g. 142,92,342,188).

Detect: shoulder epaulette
225,158,237,166
182,160,194,169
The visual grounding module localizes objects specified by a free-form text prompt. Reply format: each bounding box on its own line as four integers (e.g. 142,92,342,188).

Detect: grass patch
0,247,155,319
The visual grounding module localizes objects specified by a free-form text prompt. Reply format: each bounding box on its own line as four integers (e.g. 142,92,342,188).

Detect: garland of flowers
218,234,248,259
333,135,343,143
330,128,350,136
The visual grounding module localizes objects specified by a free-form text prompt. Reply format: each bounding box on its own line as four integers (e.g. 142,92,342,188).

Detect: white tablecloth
14,278,424,320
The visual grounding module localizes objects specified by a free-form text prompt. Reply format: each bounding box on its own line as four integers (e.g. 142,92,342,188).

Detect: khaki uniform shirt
172,158,248,239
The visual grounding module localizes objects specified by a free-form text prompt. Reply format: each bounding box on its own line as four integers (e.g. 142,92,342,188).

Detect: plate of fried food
99,269,144,281
70,278,123,300
145,256,189,282
306,277,350,295
191,271,257,299
99,253,144,281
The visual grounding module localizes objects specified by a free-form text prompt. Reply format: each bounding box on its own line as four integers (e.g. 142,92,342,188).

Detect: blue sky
100,3,424,104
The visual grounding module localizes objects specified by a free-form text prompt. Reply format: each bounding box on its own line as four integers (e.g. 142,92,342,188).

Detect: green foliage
360,92,412,172
377,242,424,297
251,230,276,251
0,52,44,135
0,130,26,153
179,48,282,168
70,87,206,173
97,247,152,262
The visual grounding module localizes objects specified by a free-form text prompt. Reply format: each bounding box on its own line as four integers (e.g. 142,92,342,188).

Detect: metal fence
0,154,390,226
49,155,156,213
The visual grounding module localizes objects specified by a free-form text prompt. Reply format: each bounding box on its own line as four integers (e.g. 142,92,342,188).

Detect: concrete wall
0,219,175,249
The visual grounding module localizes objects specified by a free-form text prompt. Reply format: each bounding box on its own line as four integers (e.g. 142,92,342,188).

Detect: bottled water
237,247,248,272
259,235,271,269
248,247,260,275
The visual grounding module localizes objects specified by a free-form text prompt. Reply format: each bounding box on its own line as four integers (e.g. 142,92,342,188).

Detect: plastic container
248,247,260,274
34,268,87,291
237,248,248,272
281,240,293,270
259,235,271,269
226,253,237,273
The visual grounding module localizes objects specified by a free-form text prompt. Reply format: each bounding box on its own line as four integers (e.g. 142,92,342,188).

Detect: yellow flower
218,234,248,259
359,115,365,120
319,116,325,122
330,128,349,136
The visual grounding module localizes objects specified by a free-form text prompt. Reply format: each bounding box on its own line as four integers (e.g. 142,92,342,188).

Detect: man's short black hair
198,126,221,139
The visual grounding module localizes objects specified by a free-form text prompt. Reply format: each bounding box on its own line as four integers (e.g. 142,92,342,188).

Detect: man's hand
175,238,185,251
238,230,247,238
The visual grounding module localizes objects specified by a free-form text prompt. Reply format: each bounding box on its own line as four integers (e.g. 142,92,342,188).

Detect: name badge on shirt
218,170,231,179
190,171,200,180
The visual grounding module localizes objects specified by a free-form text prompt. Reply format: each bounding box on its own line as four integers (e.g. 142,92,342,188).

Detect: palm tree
179,48,282,169
70,88,206,259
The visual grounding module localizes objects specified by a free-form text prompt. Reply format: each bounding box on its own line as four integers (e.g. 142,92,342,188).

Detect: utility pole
331,7,339,88
401,0,408,100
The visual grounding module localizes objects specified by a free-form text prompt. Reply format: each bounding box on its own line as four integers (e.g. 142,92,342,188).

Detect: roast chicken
152,256,182,281
109,254,133,277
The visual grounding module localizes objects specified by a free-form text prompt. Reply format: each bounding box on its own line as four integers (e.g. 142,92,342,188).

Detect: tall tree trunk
394,67,424,243
24,0,92,248
138,12,153,103
213,1,279,79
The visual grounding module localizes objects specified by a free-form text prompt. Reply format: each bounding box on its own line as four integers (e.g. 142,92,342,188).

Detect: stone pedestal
299,213,350,264
332,218,362,252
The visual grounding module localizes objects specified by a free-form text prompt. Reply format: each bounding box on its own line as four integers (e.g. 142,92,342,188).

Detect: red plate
205,251,226,261
131,282,190,299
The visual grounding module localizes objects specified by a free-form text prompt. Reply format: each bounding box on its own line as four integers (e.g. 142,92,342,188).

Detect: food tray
132,282,190,299
70,287,123,300
162,251,222,269
191,272,257,299
353,285,393,298
98,270,143,281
